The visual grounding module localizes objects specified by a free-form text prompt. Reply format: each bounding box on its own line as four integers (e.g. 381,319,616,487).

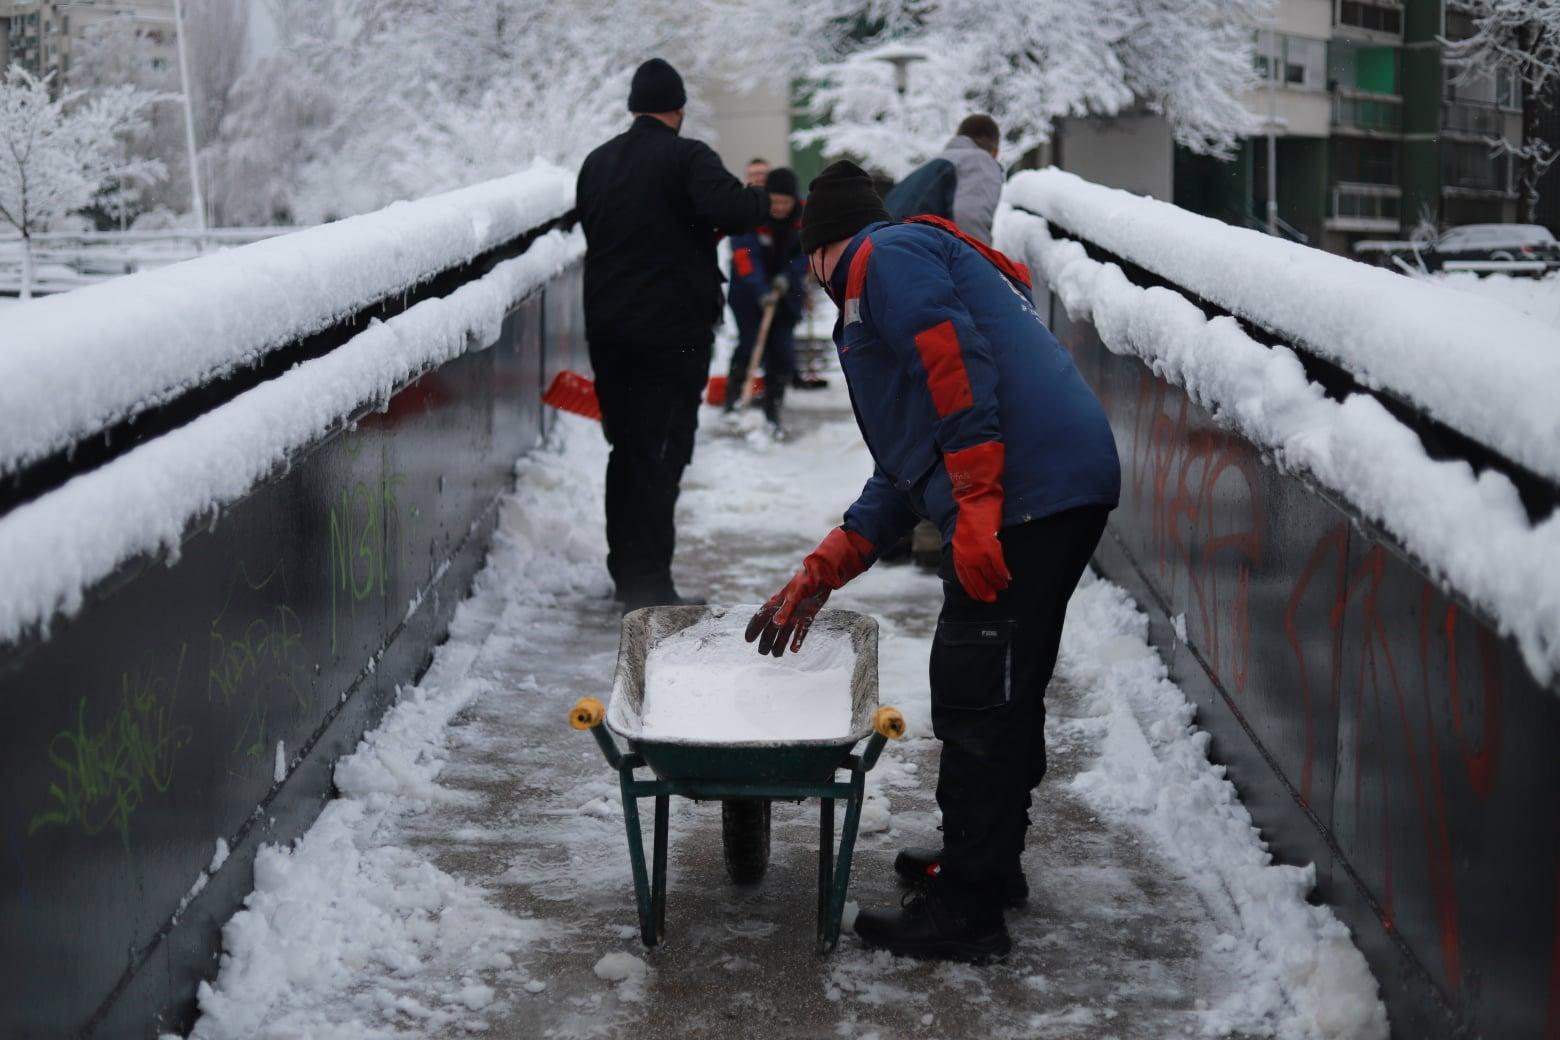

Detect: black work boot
893,847,1029,908
854,884,1011,964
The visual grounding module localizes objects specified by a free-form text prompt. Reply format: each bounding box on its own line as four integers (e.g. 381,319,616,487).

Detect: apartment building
0,0,176,86
1174,0,1523,253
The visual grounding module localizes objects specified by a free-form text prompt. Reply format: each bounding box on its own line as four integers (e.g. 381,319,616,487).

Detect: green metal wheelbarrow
568,605,904,954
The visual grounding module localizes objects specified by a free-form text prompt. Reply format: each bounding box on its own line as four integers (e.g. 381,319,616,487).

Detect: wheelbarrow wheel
721,799,771,885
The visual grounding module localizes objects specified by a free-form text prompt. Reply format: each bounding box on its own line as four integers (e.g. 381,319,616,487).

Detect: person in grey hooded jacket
883,114,1004,244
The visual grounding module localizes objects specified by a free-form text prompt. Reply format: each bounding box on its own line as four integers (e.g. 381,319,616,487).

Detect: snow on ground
1428,270,1560,332
999,205,1560,687
182,380,1385,1039
1005,169,1560,487
0,162,574,477
0,228,583,649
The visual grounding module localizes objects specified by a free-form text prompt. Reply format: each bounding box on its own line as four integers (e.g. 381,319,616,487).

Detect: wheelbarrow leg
618,772,658,947
822,772,867,953
652,794,670,942
816,797,834,951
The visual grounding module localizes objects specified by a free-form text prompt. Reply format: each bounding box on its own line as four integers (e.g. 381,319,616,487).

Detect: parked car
1420,224,1560,272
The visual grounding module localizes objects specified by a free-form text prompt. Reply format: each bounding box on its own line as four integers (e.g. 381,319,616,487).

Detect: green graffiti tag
30,646,192,848
328,475,408,654
208,562,308,763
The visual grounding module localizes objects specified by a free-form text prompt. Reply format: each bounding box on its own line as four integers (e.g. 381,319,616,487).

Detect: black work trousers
930,506,1110,910
588,340,711,601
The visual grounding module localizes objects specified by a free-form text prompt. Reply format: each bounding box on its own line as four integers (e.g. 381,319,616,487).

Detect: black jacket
577,117,768,348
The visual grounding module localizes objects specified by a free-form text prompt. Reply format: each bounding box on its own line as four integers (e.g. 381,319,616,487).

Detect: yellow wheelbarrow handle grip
569,697,606,731
874,706,906,740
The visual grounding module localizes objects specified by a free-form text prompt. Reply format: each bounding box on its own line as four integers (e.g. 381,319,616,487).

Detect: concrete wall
1012,217,1560,1040
0,260,587,1038
1056,113,1174,201
699,77,793,180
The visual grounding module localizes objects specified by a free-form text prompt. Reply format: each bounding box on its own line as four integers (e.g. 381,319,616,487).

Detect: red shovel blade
542,370,602,422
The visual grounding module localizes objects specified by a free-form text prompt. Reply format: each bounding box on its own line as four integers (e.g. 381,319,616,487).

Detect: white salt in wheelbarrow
567,605,904,954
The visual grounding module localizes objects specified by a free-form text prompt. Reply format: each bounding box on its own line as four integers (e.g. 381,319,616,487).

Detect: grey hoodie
940,134,1003,245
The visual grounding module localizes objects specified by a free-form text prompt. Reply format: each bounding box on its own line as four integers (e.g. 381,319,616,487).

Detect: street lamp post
1266,31,1279,236
172,0,206,234
870,43,928,97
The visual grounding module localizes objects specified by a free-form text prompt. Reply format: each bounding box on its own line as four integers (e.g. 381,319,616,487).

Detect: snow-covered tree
1447,0,1560,223
0,66,166,297
72,15,180,224
790,0,1269,176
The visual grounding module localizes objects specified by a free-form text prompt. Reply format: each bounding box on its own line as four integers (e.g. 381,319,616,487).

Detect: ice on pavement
0,163,574,477
1005,168,1560,487
0,228,583,649
184,382,1386,1039
639,616,855,743
999,205,1560,687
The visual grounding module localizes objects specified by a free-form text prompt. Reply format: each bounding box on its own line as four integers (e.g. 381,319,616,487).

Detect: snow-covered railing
1005,169,1560,489
0,162,575,497
999,169,1560,688
0,172,582,649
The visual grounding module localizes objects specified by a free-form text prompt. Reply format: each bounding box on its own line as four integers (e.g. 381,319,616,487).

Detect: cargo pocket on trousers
930,619,1015,712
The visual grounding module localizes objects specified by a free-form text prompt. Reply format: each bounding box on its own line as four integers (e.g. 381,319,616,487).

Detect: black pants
930,506,1110,909
588,340,711,600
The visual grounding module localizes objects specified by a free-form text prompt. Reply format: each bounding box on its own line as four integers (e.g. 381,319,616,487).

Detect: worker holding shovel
746,161,1121,964
723,167,808,437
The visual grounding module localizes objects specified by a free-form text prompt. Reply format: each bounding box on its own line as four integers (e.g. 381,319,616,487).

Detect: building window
1329,40,1399,94
1256,32,1328,91
1444,8,1476,40
1334,138,1400,185
1443,142,1514,193
1339,1,1404,35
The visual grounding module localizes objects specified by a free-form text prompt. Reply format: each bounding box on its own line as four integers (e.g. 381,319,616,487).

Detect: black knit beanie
764,167,799,199
627,58,686,113
800,160,889,254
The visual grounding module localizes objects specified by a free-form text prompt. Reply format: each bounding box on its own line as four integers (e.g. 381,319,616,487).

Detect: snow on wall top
0,161,574,477
0,228,584,648
1005,168,1560,485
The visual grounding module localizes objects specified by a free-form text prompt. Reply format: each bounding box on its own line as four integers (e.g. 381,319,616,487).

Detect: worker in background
745,157,771,189
576,58,768,612
884,113,1004,245
746,161,1120,964
723,167,807,437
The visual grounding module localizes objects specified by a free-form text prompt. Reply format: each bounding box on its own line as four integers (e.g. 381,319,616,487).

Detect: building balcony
1332,91,1402,134
1326,182,1402,231
1442,100,1505,137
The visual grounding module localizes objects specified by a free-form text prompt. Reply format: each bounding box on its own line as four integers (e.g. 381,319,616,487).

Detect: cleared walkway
186,388,1385,1040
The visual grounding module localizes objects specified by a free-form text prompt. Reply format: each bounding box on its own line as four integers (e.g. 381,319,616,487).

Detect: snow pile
639,613,856,743
998,205,1560,686
1061,577,1389,1039
0,227,584,649
1004,168,1560,485
185,415,609,1038
0,162,574,477
1427,270,1560,332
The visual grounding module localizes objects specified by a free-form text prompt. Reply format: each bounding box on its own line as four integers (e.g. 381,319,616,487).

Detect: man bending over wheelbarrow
746,160,1121,964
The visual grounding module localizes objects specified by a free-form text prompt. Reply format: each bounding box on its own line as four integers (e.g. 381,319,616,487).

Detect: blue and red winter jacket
729,211,809,318
828,218,1120,550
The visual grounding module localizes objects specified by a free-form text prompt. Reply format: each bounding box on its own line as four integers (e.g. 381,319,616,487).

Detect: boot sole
856,930,1012,965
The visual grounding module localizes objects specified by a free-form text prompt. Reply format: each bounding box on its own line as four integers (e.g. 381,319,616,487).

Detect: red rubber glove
946,441,1011,603
746,527,875,656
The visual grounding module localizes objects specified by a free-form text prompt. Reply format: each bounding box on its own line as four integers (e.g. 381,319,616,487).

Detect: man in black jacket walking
577,58,769,611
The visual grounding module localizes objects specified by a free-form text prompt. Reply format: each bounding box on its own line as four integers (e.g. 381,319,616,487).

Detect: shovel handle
738,297,780,407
